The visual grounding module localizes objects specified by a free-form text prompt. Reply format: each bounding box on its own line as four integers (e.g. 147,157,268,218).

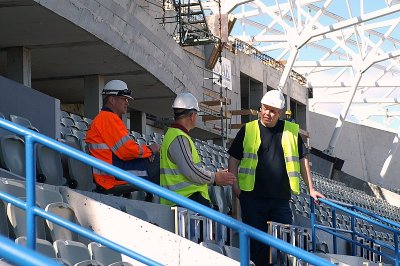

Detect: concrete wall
309,111,400,191
0,76,59,139
36,0,202,95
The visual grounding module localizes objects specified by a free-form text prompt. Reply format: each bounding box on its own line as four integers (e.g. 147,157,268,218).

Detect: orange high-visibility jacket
85,108,153,189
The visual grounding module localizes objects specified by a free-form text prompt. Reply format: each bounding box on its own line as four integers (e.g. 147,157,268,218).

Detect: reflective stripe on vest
159,128,210,206
238,120,301,195
87,143,108,150
238,120,260,191
281,121,301,195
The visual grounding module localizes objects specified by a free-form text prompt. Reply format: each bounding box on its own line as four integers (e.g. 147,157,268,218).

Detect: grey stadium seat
199,241,223,254
60,126,73,139
15,236,57,258
68,155,95,191
69,113,84,123
0,178,26,236
0,135,25,177
7,199,47,239
36,185,64,208
222,245,255,265
36,145,67,186
74,121,88,131
9,114,39,132
61,117,76,129
53,239,95,266
82,117,93,126
88,242,127,266
63,139,95,191
60,111,70,118
45,202,80,241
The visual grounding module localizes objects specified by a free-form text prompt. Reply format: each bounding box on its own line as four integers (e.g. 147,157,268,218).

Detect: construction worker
86,80,160,198
285,109,295,122
228,90,324,266
160,92,236,207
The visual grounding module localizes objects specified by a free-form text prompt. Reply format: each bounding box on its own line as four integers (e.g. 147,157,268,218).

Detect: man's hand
310,189,325,203
214,169,237,186
148,143,160,154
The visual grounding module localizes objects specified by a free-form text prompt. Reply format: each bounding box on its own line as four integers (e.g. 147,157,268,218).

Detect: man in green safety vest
160,92,236,207
228,89,324,266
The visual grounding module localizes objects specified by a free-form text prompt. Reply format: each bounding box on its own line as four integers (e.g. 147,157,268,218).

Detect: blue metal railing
0,118,333,266
311,197,400,266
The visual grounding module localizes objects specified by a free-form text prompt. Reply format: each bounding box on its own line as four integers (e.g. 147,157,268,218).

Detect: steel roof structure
202,0,400,177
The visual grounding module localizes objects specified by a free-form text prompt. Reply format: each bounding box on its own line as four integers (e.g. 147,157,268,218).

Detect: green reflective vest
238,120,301,195
160,127,210,206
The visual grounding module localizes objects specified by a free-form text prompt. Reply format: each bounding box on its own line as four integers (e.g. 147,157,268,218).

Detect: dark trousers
239,193,293,266
98,154,160,198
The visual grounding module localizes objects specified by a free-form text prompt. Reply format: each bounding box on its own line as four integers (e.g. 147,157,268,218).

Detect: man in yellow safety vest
228,89,324,266
160,92,236,207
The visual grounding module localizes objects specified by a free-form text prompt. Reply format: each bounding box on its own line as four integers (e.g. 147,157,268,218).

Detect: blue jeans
239,193,293,266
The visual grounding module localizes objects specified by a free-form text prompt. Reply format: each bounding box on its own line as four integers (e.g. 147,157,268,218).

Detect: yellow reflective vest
160,127,210,206
238,120,301,195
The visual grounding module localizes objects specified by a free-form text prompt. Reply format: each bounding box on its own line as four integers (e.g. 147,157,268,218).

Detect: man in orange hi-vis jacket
86,80,160,198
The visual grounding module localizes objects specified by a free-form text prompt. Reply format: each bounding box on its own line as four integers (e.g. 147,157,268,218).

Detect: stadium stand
1,0,400,265
0,110,398,264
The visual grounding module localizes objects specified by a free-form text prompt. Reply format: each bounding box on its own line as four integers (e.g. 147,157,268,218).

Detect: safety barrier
0,118,333,266
311,197,400,266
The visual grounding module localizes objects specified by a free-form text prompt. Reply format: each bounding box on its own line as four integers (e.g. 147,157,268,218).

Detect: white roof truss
202,0,400,176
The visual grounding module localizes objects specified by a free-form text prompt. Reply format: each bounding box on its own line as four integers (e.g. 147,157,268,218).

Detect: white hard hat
172,92,200,111
260,90,285,109
102,80,133,100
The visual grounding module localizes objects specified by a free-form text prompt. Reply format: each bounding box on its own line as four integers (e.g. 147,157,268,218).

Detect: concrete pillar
6,47,31,87
84,75,104,119
130,110,146,135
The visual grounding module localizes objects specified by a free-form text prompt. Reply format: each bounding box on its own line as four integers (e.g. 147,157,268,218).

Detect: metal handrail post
25,135,36,250
311,197,316,252
395,231,399,266
239,231,249,266
350,206,356,256
332,207,337,253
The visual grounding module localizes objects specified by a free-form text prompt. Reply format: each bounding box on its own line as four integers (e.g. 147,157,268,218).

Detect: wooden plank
230,123,244,129
202,88,231,105
201,99,230,106
230,109,258,116
201,113,231,122
199,103,221,114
